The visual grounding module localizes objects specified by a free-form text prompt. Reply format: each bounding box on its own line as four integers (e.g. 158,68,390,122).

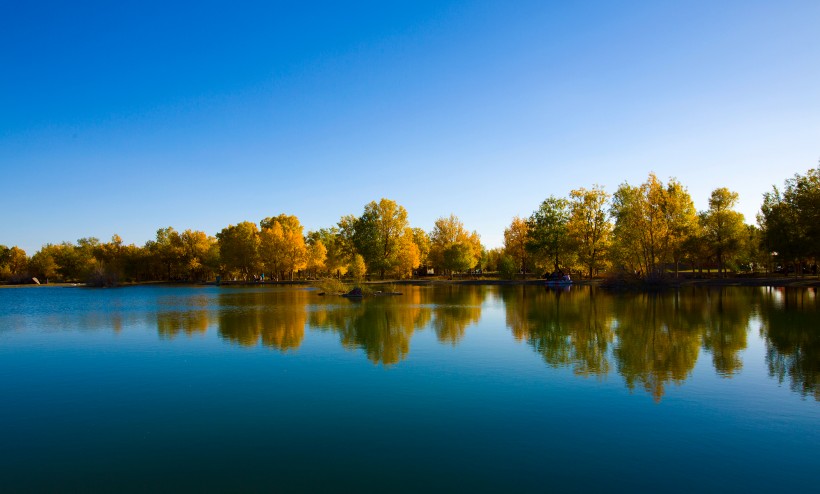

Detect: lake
1,284,818,492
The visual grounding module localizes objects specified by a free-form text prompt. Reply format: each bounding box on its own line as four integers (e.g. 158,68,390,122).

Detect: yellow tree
611,173,668,276
411,227,431,268
429,214,483,275
216,221,260,279
259,224,287,280
306,239,327,278
504,216,530,276
393,228,421,279
6,246,28,278
180,229,216,281
348,254,367,283
259,214,307,280
568,186,612,279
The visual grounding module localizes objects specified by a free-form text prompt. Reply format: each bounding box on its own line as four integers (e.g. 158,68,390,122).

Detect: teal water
1,285,818,492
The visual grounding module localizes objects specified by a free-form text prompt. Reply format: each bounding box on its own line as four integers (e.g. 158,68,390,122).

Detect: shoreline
4,276,819,289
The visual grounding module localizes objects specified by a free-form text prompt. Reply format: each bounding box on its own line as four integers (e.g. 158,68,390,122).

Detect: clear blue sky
2,0,819,254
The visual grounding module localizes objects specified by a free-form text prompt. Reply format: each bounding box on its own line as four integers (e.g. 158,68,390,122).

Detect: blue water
0,285,817,492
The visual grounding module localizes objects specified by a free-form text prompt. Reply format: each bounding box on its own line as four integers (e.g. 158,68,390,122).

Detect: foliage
610,173,698,278
503,216,530,275
351,199,411,279
701,188,746,277
216,221,260,279
497,255,517,279
759,167,820,272
348,254,367,283
429,214,482,275
567,185,612,279
526,196,572,273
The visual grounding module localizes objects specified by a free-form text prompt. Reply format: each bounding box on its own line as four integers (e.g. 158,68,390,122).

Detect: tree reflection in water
157,295,212,339
310,288,433,365
217,289,308,351
757,287,820,400
502,286,769,402
171,285,818,401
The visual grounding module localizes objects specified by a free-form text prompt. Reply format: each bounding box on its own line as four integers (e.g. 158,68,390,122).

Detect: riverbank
3,275,819,289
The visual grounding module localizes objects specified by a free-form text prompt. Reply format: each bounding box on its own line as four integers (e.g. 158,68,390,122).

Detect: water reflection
431,286,484,345
156,295,212,338
143,285,820,400
501,286,774,401
503,286,614,377
217,289,308,351
757,287,820,400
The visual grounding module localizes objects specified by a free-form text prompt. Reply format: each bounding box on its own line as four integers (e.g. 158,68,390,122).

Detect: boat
544,275,572,286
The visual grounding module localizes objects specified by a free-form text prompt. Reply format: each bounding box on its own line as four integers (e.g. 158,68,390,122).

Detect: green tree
352,199,410,279
527,196,572,274
702,188,746,277
759,167,820,273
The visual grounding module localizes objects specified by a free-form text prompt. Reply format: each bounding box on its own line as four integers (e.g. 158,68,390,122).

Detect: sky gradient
2,1,819,253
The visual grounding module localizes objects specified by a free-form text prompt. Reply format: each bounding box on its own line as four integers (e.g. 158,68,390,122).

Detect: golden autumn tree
305,239,327,278
216,221,260,279
611,173,698,278
259,214,307,280
393,228,421,279
504,216,530,276
568,186,612,279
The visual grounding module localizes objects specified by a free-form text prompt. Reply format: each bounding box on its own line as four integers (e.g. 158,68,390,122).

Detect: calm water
1,284,818,492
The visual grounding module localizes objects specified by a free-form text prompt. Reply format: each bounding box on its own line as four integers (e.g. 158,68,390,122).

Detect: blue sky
2,0,819,253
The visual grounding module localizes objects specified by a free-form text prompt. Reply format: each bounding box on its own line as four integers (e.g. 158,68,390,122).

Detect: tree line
2,167,818,284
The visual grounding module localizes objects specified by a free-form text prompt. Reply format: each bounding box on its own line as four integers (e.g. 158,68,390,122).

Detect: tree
429,214,482,276
150,227,184,280
701,188,746,277
217,222,260,279
663,179,698,277
180,230,216,281
394,229,421,279
411,227,431,269
310,227,348,278
352,199,409,279
305,239,327,278
29,244,60,281
2,246,29,280
258,214,307,280
443,242,475,275
759,167,820,273
610,174,698,278
527,196,572,273
348,253,367,283
503,216,530,276
567,186,612,279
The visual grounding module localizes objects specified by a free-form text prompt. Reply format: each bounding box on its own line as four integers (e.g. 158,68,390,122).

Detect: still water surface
1,285,818,492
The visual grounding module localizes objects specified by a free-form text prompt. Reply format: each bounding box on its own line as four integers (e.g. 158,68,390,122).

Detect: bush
498,255,517,280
